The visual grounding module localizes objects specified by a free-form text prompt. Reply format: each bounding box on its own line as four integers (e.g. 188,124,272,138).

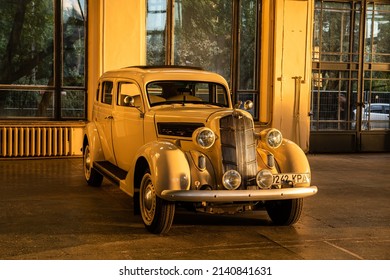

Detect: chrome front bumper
160,186,318,202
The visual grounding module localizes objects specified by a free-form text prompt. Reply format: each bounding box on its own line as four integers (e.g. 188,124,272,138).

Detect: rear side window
96,83,100,101
101,81,113,105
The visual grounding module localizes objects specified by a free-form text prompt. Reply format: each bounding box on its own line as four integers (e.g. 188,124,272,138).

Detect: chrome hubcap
84,147,91,179
141,174,156,225
144,184,154,211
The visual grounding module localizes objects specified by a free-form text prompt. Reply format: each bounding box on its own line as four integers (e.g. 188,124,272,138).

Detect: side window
101,81,113,105
117,82,142,107
370,105,381,113
96,83,100,101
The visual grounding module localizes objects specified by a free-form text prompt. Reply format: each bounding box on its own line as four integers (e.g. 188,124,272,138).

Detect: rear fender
83,122,105,163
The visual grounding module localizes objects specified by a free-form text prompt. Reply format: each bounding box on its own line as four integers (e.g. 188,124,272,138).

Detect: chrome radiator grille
220,113,257,187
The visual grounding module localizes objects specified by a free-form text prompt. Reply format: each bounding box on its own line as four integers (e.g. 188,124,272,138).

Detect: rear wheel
139,170,175,234
265,198,303,225
83,144,103,187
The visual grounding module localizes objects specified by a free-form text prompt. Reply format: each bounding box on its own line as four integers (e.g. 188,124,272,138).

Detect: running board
94,161,127,186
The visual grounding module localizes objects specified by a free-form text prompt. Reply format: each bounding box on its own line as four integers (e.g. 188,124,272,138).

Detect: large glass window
0,0,87,119
311,0,390,131
146,0,261,119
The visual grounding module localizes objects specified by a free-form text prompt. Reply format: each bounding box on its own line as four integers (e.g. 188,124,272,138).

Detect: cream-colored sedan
83,66,318,234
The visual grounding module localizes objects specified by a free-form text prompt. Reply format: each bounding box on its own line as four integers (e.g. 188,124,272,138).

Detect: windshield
146,81,229,107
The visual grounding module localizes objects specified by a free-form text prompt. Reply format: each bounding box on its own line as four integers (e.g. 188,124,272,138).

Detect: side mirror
244,100,253,111
234,100,253,111
123,95,135,107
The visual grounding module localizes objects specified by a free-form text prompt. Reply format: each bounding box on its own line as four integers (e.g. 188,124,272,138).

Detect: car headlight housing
264,128,283,149
193,127,216,149
222,170,241,190
256,169,273,189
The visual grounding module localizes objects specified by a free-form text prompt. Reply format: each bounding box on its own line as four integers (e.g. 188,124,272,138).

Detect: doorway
310,0,390,152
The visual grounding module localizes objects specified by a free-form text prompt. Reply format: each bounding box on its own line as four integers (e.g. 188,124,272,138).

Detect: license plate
272,173,310,185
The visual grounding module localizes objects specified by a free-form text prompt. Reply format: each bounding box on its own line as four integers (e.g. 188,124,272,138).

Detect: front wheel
83,144,103,187
139,171,175,234
265,198,303,225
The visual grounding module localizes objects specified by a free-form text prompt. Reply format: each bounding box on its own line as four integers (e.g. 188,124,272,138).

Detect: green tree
0,0,54,85
174,0,232,79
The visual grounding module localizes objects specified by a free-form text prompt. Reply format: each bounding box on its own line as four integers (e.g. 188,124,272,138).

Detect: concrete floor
0,153,389,260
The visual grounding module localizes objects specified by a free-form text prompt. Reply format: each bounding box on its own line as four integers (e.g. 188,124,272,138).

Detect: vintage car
83,66,318,234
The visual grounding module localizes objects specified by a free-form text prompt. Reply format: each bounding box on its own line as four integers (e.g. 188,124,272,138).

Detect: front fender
258,139,311,187
132,141,191,197
272,139,311,174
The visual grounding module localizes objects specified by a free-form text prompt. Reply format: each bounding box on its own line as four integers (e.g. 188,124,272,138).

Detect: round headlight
256,169,273,189
193,127,216,149
266,129,283,149
222,170,241,190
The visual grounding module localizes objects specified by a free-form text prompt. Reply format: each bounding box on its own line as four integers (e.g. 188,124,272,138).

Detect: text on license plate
272,173,310,185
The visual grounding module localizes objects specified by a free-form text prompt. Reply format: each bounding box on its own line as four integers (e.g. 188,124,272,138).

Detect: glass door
311,0,390,152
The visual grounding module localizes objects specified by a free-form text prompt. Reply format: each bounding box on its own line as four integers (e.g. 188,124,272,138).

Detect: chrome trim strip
161,186,318,202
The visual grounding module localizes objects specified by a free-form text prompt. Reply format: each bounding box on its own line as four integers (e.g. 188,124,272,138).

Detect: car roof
100,65,230,86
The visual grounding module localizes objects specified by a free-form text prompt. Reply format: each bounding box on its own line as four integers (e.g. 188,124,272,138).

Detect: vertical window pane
320,2,352,62
310,70,357,130
239,0,257,90
365,4,390,63
63,0,86,87
0,1,54,85
363,3,390,131
173,0,232,81
147,0,167,65
352,3,361,62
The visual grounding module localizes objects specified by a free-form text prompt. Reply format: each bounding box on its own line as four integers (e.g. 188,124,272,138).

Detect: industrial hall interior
0,0,389,158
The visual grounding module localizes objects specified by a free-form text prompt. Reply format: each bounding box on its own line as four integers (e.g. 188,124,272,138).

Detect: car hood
152,105,232,124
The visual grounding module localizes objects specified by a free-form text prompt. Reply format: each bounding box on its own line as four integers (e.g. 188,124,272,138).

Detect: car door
95,80,116,163
111,80,145,170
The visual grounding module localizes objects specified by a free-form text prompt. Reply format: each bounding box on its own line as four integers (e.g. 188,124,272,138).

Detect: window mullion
54,0,62,120
166,0,174,65
231,0,240,102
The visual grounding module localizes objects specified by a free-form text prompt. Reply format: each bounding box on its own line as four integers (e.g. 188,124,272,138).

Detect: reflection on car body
82,66,318,234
